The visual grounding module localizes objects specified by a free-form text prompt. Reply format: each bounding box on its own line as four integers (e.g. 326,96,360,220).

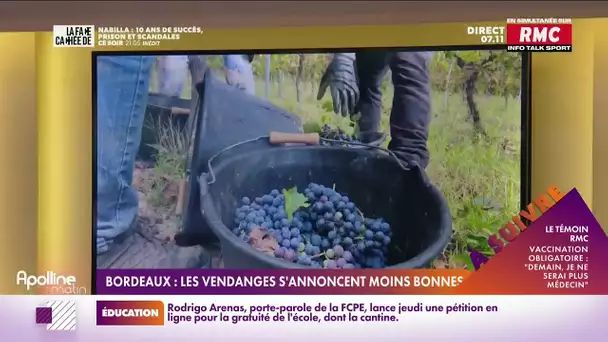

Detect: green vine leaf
283,187,310,222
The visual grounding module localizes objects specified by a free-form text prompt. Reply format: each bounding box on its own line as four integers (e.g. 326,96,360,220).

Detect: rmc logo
519,27,561,43
16,270,87,294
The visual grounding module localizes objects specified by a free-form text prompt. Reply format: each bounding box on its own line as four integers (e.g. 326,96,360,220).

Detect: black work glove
317,53,359,117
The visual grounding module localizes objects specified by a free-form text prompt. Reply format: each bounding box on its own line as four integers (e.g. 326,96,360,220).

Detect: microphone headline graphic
35,300,77,331
506,18,572,52
53,25,95,47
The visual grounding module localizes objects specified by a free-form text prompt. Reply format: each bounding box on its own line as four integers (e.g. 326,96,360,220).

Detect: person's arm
222,55,256,95
158,56,189,97
331,53,356,64
317,53,359,116
387,52,432,169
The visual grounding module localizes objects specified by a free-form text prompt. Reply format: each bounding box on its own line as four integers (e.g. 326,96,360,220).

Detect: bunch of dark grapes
232,184,392,269
319,124,360,146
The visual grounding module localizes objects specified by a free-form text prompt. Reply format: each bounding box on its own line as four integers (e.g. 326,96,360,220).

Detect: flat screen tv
93,47,530,280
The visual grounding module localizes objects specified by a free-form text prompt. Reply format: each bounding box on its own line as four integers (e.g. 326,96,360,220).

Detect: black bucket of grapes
197,132,452,269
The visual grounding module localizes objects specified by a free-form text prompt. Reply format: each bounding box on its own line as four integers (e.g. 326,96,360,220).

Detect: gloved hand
317,53,359,117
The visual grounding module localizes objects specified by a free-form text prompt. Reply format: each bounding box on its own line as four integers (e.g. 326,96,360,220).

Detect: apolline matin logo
16,270,87,294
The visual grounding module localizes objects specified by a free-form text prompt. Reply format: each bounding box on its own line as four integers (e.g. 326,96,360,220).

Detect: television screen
94,48,530,272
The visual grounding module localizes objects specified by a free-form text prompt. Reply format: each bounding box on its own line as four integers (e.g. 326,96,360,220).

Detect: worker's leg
388,52,432,169
96,56,154,254
223,54,256,95
354,50,390,133
96,55,206,268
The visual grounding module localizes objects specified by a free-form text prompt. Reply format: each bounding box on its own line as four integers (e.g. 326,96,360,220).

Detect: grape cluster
232,184,392,269
319,124,360,146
